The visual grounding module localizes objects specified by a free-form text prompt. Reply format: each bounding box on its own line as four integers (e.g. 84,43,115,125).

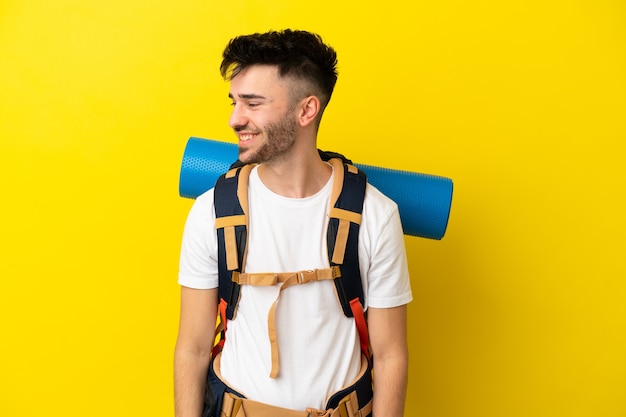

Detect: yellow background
1,1,624,416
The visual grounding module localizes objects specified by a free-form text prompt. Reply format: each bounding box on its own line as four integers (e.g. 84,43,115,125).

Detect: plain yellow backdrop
1,1,624,416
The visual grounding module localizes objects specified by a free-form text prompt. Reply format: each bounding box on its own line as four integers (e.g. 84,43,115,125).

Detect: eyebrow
228,93,267,100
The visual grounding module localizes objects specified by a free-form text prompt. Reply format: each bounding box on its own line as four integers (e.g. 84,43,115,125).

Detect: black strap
228,149,353,170
214,168,246,320
327,163,367,316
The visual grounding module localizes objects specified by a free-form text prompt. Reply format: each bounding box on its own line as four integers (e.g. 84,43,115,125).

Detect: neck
258,148,331,198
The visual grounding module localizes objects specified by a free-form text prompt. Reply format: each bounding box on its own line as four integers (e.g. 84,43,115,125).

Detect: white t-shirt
179,165,412,410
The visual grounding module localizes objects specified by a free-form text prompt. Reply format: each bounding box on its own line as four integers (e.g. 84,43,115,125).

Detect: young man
174,30,412,417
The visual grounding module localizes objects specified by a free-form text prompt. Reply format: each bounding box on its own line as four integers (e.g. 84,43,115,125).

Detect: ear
297,96,321,127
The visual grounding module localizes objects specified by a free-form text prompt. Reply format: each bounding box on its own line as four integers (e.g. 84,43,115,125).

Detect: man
174,29,412,417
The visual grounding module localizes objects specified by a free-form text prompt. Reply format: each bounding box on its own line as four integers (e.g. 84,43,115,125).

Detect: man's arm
368,305,409,417
174,287,218,417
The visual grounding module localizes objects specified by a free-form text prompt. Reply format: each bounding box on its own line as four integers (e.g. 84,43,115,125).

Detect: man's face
228,65,298,165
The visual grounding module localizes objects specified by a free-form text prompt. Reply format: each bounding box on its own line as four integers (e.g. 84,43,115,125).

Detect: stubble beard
238,114,298,165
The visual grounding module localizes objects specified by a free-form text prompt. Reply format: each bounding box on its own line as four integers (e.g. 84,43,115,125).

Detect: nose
228,103,248,131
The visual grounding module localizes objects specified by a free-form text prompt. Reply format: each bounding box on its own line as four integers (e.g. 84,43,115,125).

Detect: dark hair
220,29,338,109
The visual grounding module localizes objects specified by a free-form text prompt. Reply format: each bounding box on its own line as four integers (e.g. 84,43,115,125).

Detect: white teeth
240,133,254,142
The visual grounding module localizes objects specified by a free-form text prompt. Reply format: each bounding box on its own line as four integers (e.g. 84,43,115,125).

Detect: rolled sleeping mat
179,137,453,240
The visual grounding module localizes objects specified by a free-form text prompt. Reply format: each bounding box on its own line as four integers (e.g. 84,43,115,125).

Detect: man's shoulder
361,182,401,232
195,186,216,206
363,182,398,210
186,187,217,225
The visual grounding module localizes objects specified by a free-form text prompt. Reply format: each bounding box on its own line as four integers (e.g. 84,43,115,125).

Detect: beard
238,113,298,165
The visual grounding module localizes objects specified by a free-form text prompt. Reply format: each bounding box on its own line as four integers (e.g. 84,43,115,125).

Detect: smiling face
228,65,299,165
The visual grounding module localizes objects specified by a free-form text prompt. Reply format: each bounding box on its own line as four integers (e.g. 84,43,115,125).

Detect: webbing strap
330,390,373,417
327,159,362,266
215,164,254,272
239,267,340,378
328,159,345,215
236,165,253,220
329,208,362,225
349,298,370,361
215,216,246,271
220,389,372,417
213,298,229,357
214,215,247,229
224,167,239,179
221,393,245,417
233,267,341,286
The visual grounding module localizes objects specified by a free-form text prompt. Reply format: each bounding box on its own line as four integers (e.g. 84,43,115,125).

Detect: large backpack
212,151,371,370
204,152,374,417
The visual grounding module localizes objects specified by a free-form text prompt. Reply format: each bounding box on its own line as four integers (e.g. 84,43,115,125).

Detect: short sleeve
178,190,219,289
360,184,413,309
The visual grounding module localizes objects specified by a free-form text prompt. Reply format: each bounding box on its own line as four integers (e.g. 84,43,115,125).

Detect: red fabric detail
212,298,229,357
349,298,370,360
219,298,228,333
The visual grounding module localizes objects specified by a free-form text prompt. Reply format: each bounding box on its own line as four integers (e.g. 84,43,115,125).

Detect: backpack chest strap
232,266,341,379
232,266,341,286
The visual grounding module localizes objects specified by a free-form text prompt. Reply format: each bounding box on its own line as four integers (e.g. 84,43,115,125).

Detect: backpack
212,151,370,373
203,152,374,417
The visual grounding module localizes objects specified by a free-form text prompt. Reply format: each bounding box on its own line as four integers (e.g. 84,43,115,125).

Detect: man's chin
237,150,255,165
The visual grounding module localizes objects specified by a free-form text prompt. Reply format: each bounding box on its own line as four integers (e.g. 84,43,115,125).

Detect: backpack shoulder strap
214,164,255,320
327,158,370,360
327,158,367,317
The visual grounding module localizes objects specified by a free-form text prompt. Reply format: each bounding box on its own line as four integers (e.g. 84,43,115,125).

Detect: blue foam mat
179,137,453,239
